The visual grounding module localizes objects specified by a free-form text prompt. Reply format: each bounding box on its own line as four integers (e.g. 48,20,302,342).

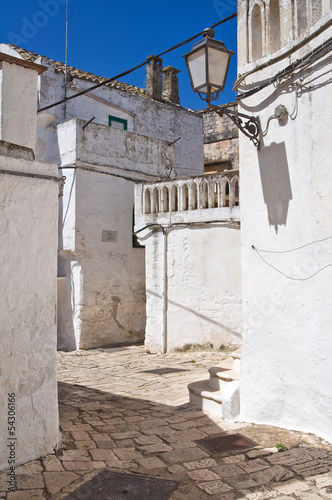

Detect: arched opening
144,189,151,214
234,180,239,206
191,183,198,210
223,181,230,207
311,0,322,24
270,0,281,52
182,184,189,211
252,4,263,60
201,181,208,209
212,182,219,208
171,185,178,212
162,186,169,212
296,0,307,35
152,187,159,213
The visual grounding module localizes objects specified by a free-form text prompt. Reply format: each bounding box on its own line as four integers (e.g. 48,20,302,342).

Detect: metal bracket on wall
211,104,261,148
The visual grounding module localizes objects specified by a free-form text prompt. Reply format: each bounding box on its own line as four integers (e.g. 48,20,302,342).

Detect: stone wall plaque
102,230,118,242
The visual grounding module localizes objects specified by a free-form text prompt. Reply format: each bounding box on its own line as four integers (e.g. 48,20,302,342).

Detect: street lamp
183,28,260,147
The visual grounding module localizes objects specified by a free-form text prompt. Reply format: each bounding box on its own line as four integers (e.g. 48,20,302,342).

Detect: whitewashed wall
0,155,60,468
0,61,37,149
57,119,184,349
35,61,204,177
238,5,332,442
1,46,204,350
135,175,242,353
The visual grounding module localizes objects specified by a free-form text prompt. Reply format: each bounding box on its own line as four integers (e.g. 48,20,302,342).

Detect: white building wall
0,46,204,350
167,225,242,351
135,175,242,353
238,4,332,442
0,155,60,468
57,119,179,349
36,67,204,177
0,61,38,150
74,169,146,349
140,225,243,353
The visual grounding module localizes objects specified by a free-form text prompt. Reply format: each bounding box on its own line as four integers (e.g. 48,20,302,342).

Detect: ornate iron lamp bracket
211,105,261,148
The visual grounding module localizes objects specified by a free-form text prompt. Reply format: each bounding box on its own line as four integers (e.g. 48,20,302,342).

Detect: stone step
232,347,242,359
188,349,242,418
231,348,241,370
188,380,223,414
208,366,240,390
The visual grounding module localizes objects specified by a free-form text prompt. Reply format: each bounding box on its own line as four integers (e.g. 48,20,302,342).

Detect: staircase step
209,366,240,382
232,347,242,359
188,380,223,414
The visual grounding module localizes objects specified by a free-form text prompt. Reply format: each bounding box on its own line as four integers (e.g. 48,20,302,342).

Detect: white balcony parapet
135,172,240,227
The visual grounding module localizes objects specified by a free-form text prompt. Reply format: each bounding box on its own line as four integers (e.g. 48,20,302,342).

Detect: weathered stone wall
238,1,332,443
33,61,204,178
202,106,239,172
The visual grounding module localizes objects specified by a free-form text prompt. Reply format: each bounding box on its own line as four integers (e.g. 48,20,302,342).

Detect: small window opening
182,184,189,211
162,186,169,212
252,4,263,60
109,115,128,130
296,0,307,34
202,181,208,209
270,0,281,52
144,189,151,214
191,183,198,210
223,181,230,207
171,185,178,212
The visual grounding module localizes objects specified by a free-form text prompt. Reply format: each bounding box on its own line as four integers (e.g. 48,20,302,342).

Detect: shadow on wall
147,289,242,341
258,141,292,233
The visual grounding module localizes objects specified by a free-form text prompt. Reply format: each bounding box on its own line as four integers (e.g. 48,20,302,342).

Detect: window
296,0,307,35
311,0,322,24
270,0,281,52
252,4,263,60
108,115,127,130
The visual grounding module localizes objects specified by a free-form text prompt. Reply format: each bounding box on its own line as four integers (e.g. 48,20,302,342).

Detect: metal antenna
64,0,69,119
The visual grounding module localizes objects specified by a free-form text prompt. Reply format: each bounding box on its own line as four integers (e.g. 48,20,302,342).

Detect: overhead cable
234,16,332,89
237,35,332,100
38,12,237,113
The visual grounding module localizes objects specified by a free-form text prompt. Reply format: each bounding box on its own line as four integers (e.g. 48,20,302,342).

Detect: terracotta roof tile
8,44,180,103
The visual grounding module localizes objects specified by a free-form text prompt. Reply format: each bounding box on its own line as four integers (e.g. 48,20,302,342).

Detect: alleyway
1,345,332,499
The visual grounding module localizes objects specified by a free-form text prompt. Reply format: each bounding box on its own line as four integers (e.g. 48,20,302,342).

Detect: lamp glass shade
184,34,234,96
207,47,231,92
186,47,208,93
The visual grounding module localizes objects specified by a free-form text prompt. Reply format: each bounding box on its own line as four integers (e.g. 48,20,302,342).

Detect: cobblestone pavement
1,345,332,499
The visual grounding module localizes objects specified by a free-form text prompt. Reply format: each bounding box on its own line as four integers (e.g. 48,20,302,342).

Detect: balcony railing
139,172,239,215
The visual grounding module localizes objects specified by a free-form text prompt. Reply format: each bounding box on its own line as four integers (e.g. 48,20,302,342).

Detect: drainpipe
162,227,168,354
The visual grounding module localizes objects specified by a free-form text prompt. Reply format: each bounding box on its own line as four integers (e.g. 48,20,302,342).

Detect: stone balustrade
136,171,239,217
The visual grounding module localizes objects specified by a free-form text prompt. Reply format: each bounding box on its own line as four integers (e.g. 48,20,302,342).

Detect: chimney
162,66,181,105
145,55,163,101
0,52,47,153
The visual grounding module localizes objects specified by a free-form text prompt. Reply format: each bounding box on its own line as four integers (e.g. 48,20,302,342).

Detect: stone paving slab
1,346,332,499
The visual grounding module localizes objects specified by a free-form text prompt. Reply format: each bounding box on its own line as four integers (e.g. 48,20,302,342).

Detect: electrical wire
233,16,332,89
252,238,332,281
38,12,237,113
237,36,332,100
252,235,332,254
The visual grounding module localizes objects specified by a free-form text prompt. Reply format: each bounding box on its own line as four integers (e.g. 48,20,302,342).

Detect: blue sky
1,0,237,110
